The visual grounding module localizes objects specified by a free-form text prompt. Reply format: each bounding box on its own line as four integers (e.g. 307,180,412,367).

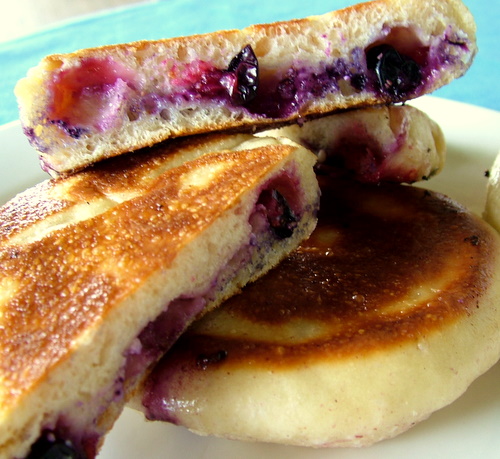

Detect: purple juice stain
49,120,87,139
31,29,472,156
257,189,298,239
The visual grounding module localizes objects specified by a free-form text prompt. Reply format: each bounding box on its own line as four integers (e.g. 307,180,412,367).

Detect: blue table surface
0,0,498,126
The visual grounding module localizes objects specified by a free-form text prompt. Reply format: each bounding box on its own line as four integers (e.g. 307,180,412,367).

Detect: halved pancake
15,0,475,175
0,134,319,459
138,177,500,447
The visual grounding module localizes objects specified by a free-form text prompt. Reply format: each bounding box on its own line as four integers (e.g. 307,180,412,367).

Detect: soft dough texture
0,134,319,459
15,0,475,175
261,104,446,183
136,178,500,448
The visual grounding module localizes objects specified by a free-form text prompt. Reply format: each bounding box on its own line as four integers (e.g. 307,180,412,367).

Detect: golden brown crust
139,178,500,447
15,0,476,175
190,185,494,364
0,146,284,403
0,133,252,242
0,139,295,402
39,0,474,63
0,133,319,458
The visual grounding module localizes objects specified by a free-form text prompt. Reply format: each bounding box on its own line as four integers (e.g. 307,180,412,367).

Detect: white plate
1,96,499,458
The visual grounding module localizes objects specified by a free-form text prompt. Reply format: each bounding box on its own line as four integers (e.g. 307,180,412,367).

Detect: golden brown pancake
0,133,319,459
137,177,500,447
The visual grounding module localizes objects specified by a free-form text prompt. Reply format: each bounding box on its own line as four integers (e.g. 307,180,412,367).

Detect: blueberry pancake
137,177,500,448
15,0,475,176
262,104,445,184
0,134,320,459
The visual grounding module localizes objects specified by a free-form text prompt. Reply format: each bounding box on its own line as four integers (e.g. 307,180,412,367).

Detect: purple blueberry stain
50,120,87,139
444,26,469,49
258,189,298,239
350,73,367,91
22,126,50,154
30,27,471,157
142,93,170,114
22,126,36,143
39,155,58,175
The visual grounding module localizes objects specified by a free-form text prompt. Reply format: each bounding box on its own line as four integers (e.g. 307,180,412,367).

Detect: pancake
0,133,319,459
261,104,445,184
15,0,475,175
137,177,500,447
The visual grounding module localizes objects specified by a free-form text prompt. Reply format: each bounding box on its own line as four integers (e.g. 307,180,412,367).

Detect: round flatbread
139,177,500,447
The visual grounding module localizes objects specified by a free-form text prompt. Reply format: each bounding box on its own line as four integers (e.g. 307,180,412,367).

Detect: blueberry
350,73,367,91
259,189,298,239
225,44,259,104
366,45,421,99
276,74,297,101
27,432,84,459
49,120,86,139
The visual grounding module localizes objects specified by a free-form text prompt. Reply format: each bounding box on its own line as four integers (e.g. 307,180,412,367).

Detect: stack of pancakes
2,0,499,457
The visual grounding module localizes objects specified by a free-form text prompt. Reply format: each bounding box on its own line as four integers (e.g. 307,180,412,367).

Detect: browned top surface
44,0,375,60
168,177,497,369
0,134,252,243
0,137,294,408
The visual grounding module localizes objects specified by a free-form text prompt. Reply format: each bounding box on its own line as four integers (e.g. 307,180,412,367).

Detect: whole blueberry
367,45,421,99
226,44,259,104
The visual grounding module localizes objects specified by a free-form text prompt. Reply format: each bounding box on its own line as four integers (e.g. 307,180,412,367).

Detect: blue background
0,0,497,125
